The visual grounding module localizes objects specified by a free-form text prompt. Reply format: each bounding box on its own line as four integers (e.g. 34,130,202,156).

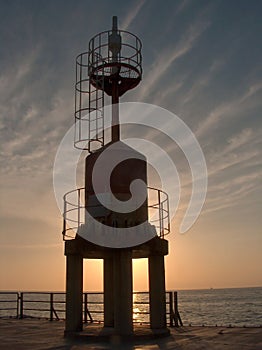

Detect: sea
0,287,261,327
176,287,262,327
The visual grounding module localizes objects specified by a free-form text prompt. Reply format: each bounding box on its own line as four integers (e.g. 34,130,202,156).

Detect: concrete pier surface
0,319,261,350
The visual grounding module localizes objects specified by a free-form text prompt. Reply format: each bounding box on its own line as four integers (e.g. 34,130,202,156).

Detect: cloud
196,82,262,138
208,130,261,172
167,125,262,221
121,0,146,30
175,0,193,15
199,126,262,214
181,59,226,105
153,79,186,106
138,18,210,101
203,174,261,215
0,43,74,179
222,128,253,153
176,160,261,219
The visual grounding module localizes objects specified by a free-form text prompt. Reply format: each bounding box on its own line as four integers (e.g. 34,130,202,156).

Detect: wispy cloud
175,0,193,15
139,19,210,101
153,79,186,106
181,59,226,105
121,0,146,30
0,43,74,179
175,158,261,220
200,126,261,214
165,125,262,223
152,58,225,107
221,128,254,153
196,82,262,138
202,170,261,215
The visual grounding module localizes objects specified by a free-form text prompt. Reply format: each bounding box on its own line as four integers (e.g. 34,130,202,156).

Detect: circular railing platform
62,187,170,240
88,30,142,96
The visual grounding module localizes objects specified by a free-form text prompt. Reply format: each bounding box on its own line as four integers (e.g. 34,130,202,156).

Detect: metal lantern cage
74,29,142,152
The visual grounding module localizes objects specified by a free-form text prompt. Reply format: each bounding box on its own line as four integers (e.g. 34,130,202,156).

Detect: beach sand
0,319,261,349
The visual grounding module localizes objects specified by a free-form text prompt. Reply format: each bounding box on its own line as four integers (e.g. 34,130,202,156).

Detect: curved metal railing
88,29,142,80
62,187,170,240
74,52,105,151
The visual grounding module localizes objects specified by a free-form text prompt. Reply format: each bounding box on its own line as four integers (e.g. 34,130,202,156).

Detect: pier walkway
0,318,261,349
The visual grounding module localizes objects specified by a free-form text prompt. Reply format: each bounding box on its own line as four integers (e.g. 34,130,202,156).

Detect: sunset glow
0,0,261,292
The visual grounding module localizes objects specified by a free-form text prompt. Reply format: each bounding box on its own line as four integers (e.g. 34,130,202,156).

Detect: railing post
19,292,24,319
158,190,162,237
169,291,173,327
174,291,178,327
84,293,88,323
50,293,53,321
160,202,164,238
173,291,183,327
16,293,19,319
167,195,170,233
78,188,80,229
63,197,66,237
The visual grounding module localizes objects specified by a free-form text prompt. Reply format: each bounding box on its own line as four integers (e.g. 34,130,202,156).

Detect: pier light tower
62,17,170,337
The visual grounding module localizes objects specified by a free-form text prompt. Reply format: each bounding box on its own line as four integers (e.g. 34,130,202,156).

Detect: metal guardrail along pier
0,291,182,327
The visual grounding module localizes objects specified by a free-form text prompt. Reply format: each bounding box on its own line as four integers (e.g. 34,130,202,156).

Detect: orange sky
1,1,262,292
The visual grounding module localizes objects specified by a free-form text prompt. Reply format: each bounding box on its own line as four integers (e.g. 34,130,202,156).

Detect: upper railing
88,30,142,83
62,187,170,240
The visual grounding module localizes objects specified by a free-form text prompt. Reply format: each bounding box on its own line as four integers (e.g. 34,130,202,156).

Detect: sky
0,0,261,292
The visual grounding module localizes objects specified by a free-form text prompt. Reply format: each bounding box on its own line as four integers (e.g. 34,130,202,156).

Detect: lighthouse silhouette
63,16,170,337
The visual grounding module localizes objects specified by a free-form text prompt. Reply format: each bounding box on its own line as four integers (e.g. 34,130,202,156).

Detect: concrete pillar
103,256,114,327
113,250,133,335
65,254,83,333
148,255,166,329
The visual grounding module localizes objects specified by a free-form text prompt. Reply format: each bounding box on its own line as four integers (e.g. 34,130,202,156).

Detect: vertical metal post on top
109,16,121,142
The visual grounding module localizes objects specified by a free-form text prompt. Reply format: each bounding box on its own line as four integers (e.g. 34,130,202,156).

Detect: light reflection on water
133,292,149,324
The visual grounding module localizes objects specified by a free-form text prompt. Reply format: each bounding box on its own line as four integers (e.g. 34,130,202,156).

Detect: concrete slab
0,319,262,350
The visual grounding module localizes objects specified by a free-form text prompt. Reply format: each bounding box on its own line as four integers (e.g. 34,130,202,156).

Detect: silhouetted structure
62,16,170,337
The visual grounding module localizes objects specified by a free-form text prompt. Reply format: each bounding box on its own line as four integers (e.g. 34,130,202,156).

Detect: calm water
0,287,261,327
177,287,262,327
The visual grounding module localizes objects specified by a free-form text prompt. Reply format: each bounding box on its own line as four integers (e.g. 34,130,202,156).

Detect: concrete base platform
0,319,262,350
65,323,170,341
